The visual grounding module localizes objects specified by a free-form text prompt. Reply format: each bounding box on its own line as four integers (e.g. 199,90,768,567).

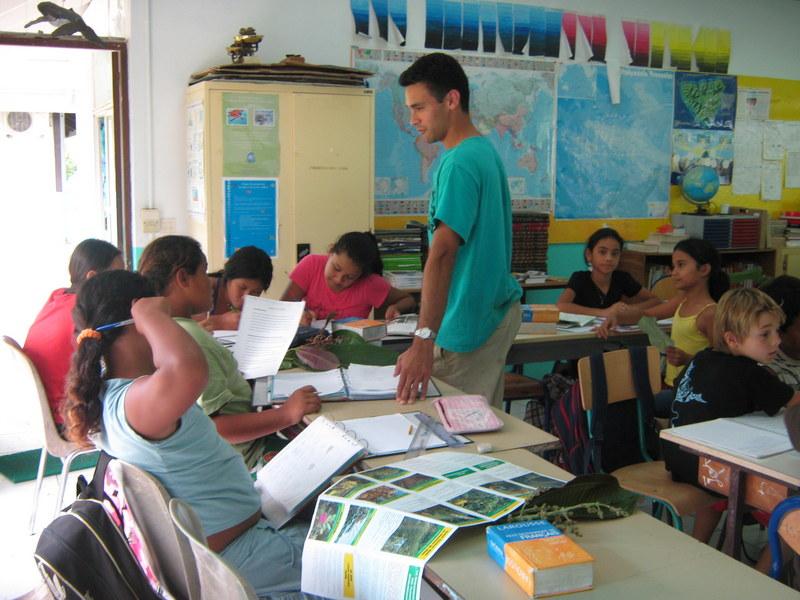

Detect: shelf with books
620,248,777,291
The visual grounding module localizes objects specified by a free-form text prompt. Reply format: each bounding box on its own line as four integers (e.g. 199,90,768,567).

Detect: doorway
0,35,131,343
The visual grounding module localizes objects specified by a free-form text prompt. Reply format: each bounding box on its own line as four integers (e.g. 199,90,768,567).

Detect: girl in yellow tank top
644,238,730,386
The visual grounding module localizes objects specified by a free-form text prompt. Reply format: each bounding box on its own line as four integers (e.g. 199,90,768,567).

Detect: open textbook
668,412,794,459
254,415,367,528
266,364,441,402
300,451,565,600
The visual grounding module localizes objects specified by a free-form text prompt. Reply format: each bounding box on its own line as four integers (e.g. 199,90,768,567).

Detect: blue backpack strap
629,346,656,461
588,352,608,472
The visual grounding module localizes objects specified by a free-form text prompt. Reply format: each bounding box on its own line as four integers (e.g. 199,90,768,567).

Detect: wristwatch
414,327,437,340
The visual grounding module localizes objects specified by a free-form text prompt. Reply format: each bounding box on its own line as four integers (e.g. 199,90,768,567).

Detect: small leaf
296,346,340,371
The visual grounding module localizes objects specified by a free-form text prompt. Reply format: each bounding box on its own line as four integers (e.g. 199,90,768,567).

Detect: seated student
662,288,800,548
63,270,307,595
281,231,416,326
24,238,123,428
603,238,730,417
761,275,800,390
200,245,273,331
557,228,660,323
138,235,320,469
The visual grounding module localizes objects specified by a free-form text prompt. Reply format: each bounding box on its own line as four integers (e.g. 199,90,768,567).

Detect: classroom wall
128,0,800,263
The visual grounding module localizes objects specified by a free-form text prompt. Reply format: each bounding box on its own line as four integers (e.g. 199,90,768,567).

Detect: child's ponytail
63,271,155,445
674,238,730,301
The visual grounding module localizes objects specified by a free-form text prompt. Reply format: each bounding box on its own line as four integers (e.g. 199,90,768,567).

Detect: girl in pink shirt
281,231,415,325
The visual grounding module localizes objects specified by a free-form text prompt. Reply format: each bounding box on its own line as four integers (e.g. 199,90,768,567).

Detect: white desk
425,449,798,599
307,379,559,467
661,427,800,560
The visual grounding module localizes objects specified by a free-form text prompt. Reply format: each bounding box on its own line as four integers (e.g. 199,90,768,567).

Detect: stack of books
511,213,549,273
375,225,426,273
384,271,423,289
519,304,559,334
784,215,800,247
625,229,688,254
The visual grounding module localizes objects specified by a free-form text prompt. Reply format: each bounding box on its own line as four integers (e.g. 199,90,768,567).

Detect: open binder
263,364,441,403
255,415,367,528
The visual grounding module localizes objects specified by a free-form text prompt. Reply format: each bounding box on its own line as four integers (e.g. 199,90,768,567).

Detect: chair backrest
114,461,200,600
169,498,257,600
651,277,677,301
577,346,661,410
768,495,800,579
1,335,77,458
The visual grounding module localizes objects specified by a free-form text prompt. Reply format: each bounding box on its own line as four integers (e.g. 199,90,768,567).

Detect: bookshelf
619,248,777,289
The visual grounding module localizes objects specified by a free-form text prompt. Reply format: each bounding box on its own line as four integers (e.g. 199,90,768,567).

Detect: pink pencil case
432,395,503,434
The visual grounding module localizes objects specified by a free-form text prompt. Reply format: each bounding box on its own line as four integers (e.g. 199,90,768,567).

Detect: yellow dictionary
519,305,559,335
486,520,593,598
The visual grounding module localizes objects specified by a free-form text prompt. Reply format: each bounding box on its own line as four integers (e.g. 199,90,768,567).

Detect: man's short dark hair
399,52,469,113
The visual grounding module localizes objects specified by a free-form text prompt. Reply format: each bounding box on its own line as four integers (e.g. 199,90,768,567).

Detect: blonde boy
663,288,800,545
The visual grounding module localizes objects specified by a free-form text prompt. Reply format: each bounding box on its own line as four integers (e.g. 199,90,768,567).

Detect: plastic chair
651,276,677,301
577,347,715,531
769,496,800,579
169,498,257,600
114,461,200,600
1,336,97,533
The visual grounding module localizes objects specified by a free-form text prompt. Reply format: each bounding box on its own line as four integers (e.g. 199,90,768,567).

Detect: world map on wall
353,49,555,214
555,64,675,219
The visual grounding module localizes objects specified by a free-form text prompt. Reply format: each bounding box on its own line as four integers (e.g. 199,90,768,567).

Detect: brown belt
207,510,261,553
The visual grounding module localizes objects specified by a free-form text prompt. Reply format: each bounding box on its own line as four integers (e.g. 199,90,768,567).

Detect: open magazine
300,451,565,600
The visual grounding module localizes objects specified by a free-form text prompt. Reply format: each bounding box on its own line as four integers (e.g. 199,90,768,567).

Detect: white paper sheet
736,87,771,121
761,160,783,201
272,369,346,399
670,418,793,459
233,296,305,379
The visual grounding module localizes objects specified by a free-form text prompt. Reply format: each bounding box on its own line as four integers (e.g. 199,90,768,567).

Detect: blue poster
224,178,277,257
674,72,737,130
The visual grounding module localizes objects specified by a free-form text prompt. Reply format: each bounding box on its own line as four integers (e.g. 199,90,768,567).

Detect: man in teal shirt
395,52,521,406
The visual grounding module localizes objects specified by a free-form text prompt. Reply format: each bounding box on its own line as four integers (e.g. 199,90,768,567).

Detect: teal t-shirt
429,136,521,352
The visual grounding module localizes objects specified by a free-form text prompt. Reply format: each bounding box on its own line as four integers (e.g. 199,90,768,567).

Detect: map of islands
555,64,674,220
354,49,555,214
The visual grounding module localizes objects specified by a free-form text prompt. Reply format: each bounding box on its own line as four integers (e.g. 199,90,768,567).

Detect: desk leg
722,465,745,560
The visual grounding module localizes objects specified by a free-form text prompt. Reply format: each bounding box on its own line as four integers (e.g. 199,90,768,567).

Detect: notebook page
272,370,346,399
340,413,448,457
233,297,305,379
344,364,398,394
671,418,793,459
728,412,789,436
255,416,365,528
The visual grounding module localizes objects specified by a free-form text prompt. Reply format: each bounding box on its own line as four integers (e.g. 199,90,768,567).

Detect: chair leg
660,502,684,532
54,452,80,518
29,448,49,534
504,400,511,414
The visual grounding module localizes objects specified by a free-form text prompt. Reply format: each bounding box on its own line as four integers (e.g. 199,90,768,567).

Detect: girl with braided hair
63,270,306,596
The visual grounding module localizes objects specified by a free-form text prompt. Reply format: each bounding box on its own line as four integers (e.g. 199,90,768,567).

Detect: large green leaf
279,333,399,370
509,473,640,523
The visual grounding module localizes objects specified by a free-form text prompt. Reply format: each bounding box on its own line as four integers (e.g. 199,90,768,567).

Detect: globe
681,165,720,213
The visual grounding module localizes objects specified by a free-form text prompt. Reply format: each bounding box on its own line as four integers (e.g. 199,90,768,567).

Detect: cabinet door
784,250,800,277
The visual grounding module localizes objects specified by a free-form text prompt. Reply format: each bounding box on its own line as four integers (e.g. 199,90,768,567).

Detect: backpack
548,377,590,474
549,347,659,476
33,452,162,600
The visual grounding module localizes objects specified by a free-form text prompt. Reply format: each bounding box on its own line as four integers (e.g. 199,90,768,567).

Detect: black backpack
33,452,162,600
549,347,659,475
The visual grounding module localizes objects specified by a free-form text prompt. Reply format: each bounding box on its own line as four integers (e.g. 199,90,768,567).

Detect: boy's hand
665,346,690,366
283,385,321,422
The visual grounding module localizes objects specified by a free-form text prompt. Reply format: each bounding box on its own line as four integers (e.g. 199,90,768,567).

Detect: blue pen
96,318,135,332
